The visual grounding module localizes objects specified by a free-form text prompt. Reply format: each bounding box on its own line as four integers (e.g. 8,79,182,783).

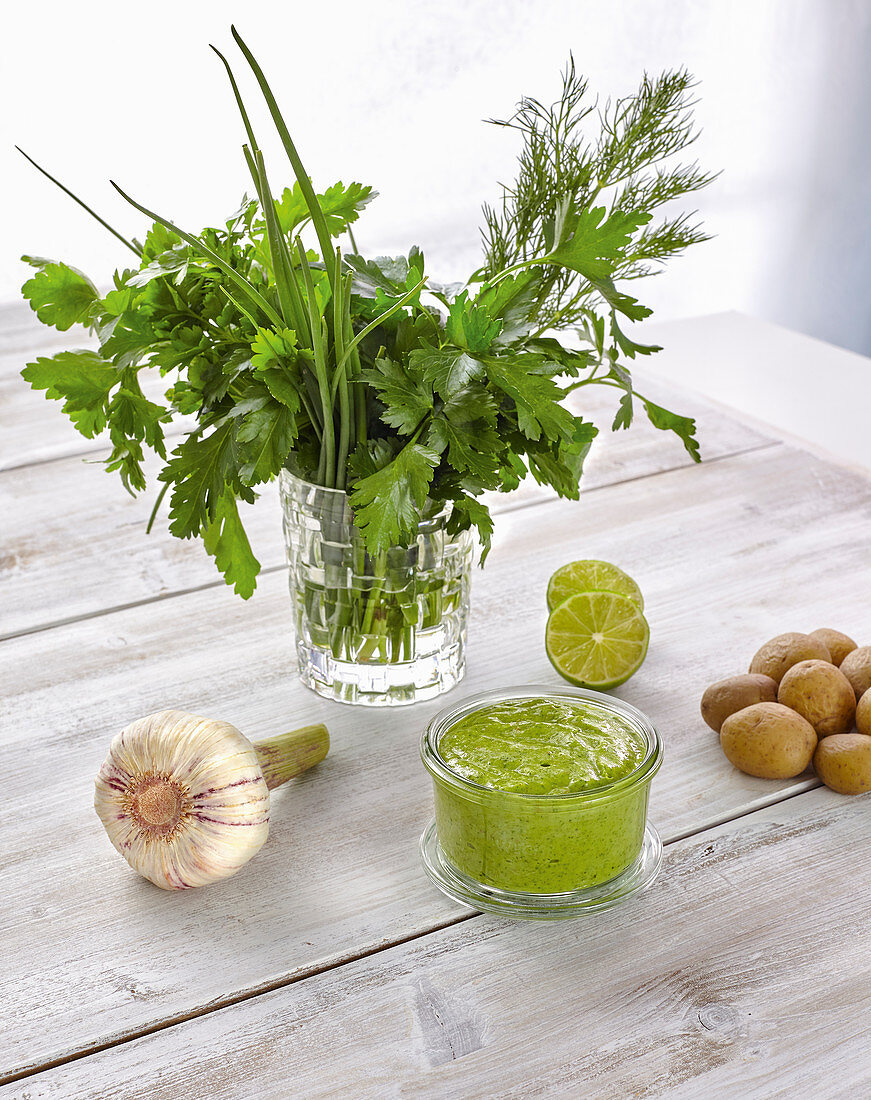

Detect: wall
3,0,869,352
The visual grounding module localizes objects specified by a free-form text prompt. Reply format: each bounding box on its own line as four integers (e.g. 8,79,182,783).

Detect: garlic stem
253,723,330,790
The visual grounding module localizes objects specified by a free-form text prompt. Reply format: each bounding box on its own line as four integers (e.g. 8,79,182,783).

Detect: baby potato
749,632,831,685
777,659,856,737
856,689,871,737
839,646,871,699
720,702,817,779
808,628,857,667
813,734,871,795
700,673,778,733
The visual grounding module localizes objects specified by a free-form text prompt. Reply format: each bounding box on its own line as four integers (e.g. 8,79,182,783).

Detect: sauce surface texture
437,697,645,795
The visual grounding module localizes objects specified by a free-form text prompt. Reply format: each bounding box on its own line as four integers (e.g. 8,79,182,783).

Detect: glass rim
279,468,456,523
279,467,350,500
420,684,663,804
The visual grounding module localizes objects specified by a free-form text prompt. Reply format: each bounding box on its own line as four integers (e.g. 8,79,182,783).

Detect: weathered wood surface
5,785,865,1100
0,406,769,642
0,331,199,474
3,443,870,1083
0,304,769,639
643,310,871,476
0,303,758,472
0,305,191,471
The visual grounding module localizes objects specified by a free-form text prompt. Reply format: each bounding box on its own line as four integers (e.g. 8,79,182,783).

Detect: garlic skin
95,710,271,890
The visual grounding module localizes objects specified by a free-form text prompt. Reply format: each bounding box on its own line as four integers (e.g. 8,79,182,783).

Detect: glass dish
419,685,663,919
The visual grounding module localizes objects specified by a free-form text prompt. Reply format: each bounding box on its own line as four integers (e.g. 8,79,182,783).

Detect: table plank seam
0,424,187,476
494,440,781,519
0,398,775,477
0,911,476,1088
1,440,782,645
0,774,825,1089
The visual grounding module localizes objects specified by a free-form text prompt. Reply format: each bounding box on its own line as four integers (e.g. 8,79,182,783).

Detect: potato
700,673,778,733
749,632,832,685
808,628,857,667
856,690,871,737
720,702,817,779
777,659,856,737
839,646,871,699
813,734,871,795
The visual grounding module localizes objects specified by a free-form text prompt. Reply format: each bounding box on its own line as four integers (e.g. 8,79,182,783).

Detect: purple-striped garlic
94,709,329,890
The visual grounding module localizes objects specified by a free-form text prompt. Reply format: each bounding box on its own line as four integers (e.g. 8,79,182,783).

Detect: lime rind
546,559,644,612
545,590,650,690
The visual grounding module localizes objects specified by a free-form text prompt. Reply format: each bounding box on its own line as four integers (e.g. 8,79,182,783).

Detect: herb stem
16,147,142,258
332,252,351,489
249,146,310,341
296,238,335,486
110,181,284,329
329,275,427,401
231,26,338,292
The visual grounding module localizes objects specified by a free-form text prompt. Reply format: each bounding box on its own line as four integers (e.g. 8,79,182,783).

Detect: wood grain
4,785,867,1098
2,443,870,1081
3,308,739,471
0,310,198,471
2,359,769,639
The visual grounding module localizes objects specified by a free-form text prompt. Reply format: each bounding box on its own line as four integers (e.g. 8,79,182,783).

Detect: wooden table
2,306,870,1097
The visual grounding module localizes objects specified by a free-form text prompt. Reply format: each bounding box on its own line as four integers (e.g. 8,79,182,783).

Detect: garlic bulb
94,710,329,890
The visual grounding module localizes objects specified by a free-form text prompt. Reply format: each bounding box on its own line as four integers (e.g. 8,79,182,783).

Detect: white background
3,0,869,353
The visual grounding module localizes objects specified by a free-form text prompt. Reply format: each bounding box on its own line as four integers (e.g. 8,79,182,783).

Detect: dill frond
481,60,716,330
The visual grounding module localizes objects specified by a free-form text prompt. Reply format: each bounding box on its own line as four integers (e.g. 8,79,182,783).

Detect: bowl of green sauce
419,686,663,919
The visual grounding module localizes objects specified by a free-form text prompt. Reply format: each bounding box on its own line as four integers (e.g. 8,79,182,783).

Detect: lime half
546,559,644,612
545,591,650,689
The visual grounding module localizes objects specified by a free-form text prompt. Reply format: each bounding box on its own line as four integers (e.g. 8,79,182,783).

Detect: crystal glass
279,471,473,706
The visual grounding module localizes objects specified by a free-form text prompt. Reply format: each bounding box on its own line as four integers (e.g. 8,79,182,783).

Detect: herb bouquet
20,28,713,705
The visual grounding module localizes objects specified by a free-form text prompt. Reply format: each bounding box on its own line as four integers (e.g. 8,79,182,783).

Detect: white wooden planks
4,306,713,471
2,354,770,640
4,785,867,1098
642,310,871,476
2,443,870,1081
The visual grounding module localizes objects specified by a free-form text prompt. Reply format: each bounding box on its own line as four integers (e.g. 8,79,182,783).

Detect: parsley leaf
202,491,261,598
161,424,237,539
360,356,433,433
475,272,540,346
250,327,298,368
586,274,653,322
447,495,495,563
613,391,634,431
611,313,662,359
21,350,116,437
484,354,575,441
642,399,700,461
275,180,376,236
412,347,485,401
318,181,377,234
235,396,299,485
445,290,502,354
349,443,440,552
21,262,98,331
547,207,652,280
427,386,502,485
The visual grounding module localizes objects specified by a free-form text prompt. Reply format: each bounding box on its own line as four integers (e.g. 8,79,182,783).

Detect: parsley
19,31,712,598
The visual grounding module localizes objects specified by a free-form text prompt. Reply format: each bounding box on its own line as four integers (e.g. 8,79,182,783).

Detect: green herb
20,32,713,601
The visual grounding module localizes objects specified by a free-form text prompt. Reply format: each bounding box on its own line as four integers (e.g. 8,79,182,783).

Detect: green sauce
437,697,645,795
429,694,656,894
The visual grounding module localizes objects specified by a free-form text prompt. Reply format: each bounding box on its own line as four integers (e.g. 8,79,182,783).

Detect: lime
545,591,650,689
546,559,644,612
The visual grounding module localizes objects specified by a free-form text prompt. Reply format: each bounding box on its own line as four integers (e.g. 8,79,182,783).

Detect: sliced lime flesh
546,559,644,612
545,590,650,689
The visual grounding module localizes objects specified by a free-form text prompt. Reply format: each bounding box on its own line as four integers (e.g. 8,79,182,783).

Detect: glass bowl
419,685,664,920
